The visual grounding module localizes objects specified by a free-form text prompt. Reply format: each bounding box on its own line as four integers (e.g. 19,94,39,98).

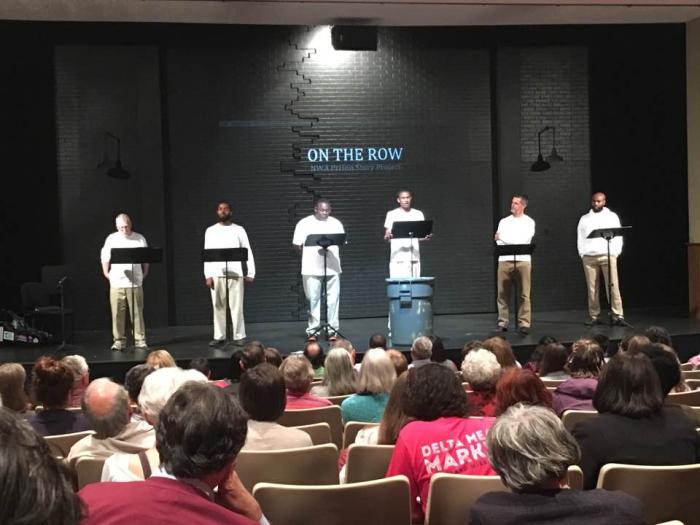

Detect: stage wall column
687,19,700,318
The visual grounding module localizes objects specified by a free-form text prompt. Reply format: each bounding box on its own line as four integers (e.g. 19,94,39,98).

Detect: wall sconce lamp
530,126,564,172
97,132,131,179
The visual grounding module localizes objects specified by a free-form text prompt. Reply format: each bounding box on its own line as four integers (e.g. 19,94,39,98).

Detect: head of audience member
494,368,553,416
264,347,283,368
369,333,387,350
526,336,558,372
461,339,484,359
482,337,517,368
61,355,89,407
386,349,409,376
82,378,130,439
592,333,611,357
410,336,433,363
32,356,73,409
146,349,176,369
124,364,155,406
566,339,604,378
640,343,683,397
461,348,502,392
356,348,396,395
378,372,413,445
280,355,314,396
593,352,663,418
322,348,356,396
618,334,651,355
0,363,29,413
487,403,580,492
188,357,211,379
0,407,84,524
239,363,286,421
138,367,208,425
403,363,468,421
644,325,672,347
303,341,324,370
156,382,248,489
428,335,450,365
330,337,356,364
231,340,267,381
538,343,569,377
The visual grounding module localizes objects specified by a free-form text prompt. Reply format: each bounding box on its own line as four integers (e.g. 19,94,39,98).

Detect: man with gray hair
470,404,643,524
408,336,432,368
67,378,154,468
100,213,149,351
62,354,89,408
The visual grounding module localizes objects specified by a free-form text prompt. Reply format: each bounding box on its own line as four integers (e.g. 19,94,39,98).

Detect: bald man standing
576,192,629,327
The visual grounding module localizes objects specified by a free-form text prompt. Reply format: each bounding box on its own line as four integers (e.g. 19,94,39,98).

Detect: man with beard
204,201,256,347
577,192,629,327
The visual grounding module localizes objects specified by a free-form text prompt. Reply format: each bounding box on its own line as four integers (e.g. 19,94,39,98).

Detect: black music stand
304,233,346,341
494,243,536,335
391,220,433,279
202,248,249,347
110,247,162,352
587,226,632,327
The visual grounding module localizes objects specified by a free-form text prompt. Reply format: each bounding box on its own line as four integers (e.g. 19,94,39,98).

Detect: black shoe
232,338,247,346
584,317,601,326
518,326,530,336
493,324,508,333
110,344,123,352
209,339,225,348
613,317,632,328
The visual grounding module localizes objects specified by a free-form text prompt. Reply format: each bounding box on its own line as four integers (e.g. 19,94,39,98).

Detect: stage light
97,132,131,179
531,126,563,172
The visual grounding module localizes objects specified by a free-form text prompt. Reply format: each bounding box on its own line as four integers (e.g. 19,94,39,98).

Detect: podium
304,233,346,340
391,220,433,279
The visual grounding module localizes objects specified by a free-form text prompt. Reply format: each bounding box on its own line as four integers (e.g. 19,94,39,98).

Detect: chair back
686,379,700,390
561,409,598,432
253,475,412,525
277,405,343,448
566,465,584,490
294,422,332,445
344,444,394,484
235,443,339,492
681,362,695,371
75,457,106,489
540,378,566,388
20,282,51,311
343,421,379,449
666,389,700,407
44,430,94,458
596,463,700,524
424,473,507,525
325,394,351,406
682,370,700,381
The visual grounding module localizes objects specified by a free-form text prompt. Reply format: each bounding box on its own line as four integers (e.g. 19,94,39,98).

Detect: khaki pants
211,276,246,341
497,261,531,328
582,254,624,320
110,286,146,346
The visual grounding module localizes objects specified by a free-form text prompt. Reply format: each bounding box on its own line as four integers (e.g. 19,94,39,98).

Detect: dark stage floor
2,308,699,381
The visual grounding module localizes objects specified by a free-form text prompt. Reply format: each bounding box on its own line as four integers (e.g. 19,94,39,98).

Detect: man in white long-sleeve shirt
495,195,535,335
204,201,255,346
576,192,629,327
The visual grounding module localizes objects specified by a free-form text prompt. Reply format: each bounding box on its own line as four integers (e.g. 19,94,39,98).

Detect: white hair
411,336,433,360
61,355,89,378
115,213,132,227
138,367,207,423
460,348,502,390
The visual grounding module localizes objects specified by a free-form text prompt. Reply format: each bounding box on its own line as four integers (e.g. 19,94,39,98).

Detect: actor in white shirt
204,201,256,346
100,214,149,351
495,195,536,335
383,190,431,278
576,192,628,326
292,199,345,340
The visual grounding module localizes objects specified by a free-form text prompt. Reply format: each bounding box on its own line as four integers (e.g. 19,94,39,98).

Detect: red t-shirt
285,392,333,410
386,416,496,518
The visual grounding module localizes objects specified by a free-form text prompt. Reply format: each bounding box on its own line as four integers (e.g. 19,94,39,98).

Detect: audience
461,339,484,359
618,334,650,355
27,356,90,436
386,363,495,521
61,354,89,408
644,325,673,347
552,339,604,415
239,363,312,450
572,352,700,489
428,335,458,372
408,336,433,368
340,348,396,423
386,349,409,376
280,355,332,409
330,337,357,366
470,404,644,524
124,363,154,418
482,336,518,368
310,348,356,397
523,335,557,373
494,368,553,416
0,362,30,413
188,357,212,378
264,347,283,368
302,341,325,378
146,349,177,369
537,343,570,380
461,348,502,417
80,382,264,524
368,333,387,349
229,340,267,390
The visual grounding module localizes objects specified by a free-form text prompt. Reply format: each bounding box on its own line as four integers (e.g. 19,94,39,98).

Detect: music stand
202,248,249,347
110,247,163,352
391,220,433,279
304,233,346,341
494,243,536,335
587,226,632,327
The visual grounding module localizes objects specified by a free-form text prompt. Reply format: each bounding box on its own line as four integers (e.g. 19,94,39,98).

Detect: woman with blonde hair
310,348,356,397
0,363,30,413
340,348,396,423
145,349,176,369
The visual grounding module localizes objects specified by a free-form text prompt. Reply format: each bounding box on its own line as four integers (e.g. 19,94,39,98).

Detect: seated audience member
27,356,90,436
386,363,496,521
80,382,264,525
303,341,325,378
62,354,89,408
124,363,154,419
67,378,155,467
0,362,30,414
229,340,267,386
408,336,433,369
644,325,672,347
386,349,409,376
482,336,518,369
470,404,644,525
461,348,502,417
331,338,359,371
645,343,691,392
552,339,604,416
428,335,458,372
341,348,396,423
369,333,387,349
461,339,484,360
572,352,700,489
494,368,553,416
280,355,332,409
523,335,557,373
310,348,356,397
146,349,177,369
618,334,650,355
592,333,612,358
537,343,570,380
239,363,312,451
0,407,84,524
102,367,208,481
188,357,212,378
264,347,283,368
